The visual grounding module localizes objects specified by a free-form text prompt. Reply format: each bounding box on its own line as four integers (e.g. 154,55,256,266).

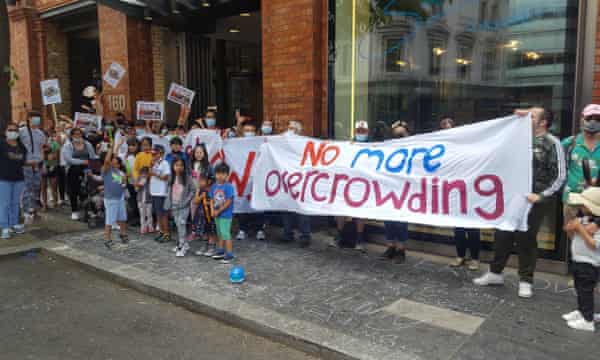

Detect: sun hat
569,187,600,216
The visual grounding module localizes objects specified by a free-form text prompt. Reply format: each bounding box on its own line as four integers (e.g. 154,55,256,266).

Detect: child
165,137,189,168
135,166,153,234
149,144,171,243
120,137,139,223
164,156,196,257
192,171,217,257
133,137,153,181
101,141,128,249
210,163,235,264
562,187,600,331
42,133,60,209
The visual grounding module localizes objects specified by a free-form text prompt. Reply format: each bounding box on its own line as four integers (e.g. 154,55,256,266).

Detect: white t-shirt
150,159,171,197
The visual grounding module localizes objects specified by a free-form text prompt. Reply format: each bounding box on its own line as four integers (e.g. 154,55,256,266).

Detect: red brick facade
593,6,600,104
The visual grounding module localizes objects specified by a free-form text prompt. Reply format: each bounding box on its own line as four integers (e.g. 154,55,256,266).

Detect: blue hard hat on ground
230,266,245,283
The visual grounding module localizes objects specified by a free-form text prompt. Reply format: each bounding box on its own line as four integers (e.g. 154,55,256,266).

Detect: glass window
333,0,579,258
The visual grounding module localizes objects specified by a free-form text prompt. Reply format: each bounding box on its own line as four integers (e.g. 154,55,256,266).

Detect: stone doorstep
37,241,422,360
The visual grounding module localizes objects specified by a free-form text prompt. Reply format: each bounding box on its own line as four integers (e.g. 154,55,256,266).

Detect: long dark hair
169,156,187,187
191,144,210,172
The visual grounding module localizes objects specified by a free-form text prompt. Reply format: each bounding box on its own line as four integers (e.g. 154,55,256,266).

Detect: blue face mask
205,118,216,128
355,134,368,142
261,126,272,135
31,117,41,127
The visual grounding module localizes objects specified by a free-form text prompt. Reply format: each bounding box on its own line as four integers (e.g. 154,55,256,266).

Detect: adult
562,104,600,221
380,121,411,263
0,123,28,239
281,120,312,247
62,127,98,220
440,117,482,271
474,107,565,298
331,120,370,252
19,111,47,224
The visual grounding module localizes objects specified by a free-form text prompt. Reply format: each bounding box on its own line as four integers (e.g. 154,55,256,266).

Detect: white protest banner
103,62,126,89
40,79,62,105
222,136,268,213
147,134,172,154
136,101,164,121
251,116,533,231
168,83,195,107
74,112,102,133
184,129,223,163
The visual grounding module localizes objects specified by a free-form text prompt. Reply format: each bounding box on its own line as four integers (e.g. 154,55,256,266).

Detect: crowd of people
2,86,600,332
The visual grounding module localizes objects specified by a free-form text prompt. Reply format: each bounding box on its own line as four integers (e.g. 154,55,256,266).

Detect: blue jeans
0,180,25,229
282,212,311,241
454,228,481,260
384,221,408,246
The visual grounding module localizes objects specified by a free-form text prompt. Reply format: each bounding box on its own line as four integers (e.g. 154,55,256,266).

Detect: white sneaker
175,246,187,257
256,230,266,241
562,310,583,322
1,229,10,239
473,272,504,286
236,230,247,241
518,282,533,298
172,246,179,253
354,243,366,252
71,212,80,221
567,318,595,332
12,224,25,234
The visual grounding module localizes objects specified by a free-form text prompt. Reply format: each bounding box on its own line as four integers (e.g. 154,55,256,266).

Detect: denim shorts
152,196,168,217
104,198,127,226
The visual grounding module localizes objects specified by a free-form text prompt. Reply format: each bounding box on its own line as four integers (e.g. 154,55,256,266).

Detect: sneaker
212,250,226,260
567,318,595,332
24,213,35,224
160,234,171,243
450,257,465,267
175,246,187,257
468,260,480,271
1,229,10,239
379,247,397,260
256,230,266,241
236,230,247,241
518,282,533,298
104,240,113,249
354,243,367,253
328,233,342,248
12,224,25,235
563,310,583,322
221,253,234,264
154,233,164,242
71,212,80,221
195,242,210,256
119,234,129,244
473,272,504,286
394,249,407,264
203,245,217,257
172,245,179,253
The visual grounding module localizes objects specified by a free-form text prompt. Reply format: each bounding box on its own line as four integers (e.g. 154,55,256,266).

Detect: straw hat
569,187,600,216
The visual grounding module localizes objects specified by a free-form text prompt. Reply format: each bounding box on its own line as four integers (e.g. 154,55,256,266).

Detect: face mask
244,131,256,137
161,128,168,136
31,117,41,126
6,131,19,140
261,126,273,135
583,119,600,134
285,130,296,136
72,137,82,143
205,118,216,128
355,134,369,142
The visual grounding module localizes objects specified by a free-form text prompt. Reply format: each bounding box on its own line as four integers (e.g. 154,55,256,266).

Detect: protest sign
222,137,269,213
40,79,62,105
103,62,126,89
74,112,102,133
167,83,195,107
251,116,533,231
136,101,164,121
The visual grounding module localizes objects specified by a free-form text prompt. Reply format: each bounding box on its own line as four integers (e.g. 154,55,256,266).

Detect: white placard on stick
40,79,62,106
74,112,103,133
167,83,195,107
136,101,164,121
103,62,126,89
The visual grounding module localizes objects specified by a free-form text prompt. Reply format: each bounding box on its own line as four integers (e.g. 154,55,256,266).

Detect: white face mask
285,130,296,136
261,126,272,135
6,131,19,140
244,131,256,137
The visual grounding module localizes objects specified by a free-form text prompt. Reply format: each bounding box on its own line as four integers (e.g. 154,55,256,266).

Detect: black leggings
57,166,67,201
67,165,86,212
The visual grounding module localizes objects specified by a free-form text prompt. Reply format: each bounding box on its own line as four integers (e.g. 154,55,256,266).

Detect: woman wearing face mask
261,120,274,136
63,127,98,220
18,111,47,224
0,123,29,239
379,121,412,263
330,121,370,252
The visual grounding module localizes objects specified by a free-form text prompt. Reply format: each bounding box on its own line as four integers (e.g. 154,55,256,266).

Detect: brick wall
262,0,326,136
45,22,71,117
151,26,166,102
594,6,600,104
